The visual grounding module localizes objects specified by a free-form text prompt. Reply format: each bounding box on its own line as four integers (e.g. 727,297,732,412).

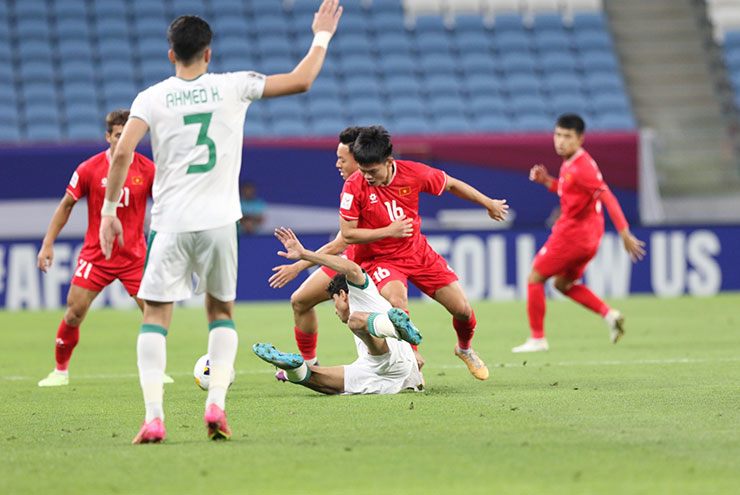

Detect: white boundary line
5,357,739,382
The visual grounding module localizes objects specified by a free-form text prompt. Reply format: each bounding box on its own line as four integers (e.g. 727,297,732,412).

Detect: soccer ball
193,354,235,391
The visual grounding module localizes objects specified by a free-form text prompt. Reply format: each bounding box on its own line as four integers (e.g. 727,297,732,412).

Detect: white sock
305,357,318,366
285,363,309,383
206,325,238,410
369,313,400,339
53,369,69,375
137,332,166,423
604,309,620,328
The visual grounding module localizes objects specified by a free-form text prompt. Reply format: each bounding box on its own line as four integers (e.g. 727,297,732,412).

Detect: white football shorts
137,223,238,303
343,336,424,395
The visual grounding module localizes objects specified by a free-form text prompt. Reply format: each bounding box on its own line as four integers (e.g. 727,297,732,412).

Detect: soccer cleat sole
252,343,304,370
387,308,423,345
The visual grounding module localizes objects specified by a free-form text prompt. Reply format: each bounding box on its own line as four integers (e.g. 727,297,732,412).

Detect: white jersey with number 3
130,72,266,233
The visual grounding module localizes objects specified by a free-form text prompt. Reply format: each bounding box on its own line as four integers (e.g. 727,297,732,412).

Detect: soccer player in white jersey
98,1,343,444
253,228,424,395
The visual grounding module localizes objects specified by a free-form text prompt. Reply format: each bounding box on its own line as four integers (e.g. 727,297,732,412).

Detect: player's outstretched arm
99,118,148,260
262,0,342,98
339,216,413,245
529,164,557,192
268,231,349,288
37,193,77,273
599,188,646,262
445,176,509,221
275,227,365,286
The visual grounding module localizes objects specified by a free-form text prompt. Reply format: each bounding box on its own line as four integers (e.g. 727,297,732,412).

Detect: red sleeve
547,179,558,194
65,163,88,200
412,161,447,196
573,158,606,193
600,188,629,232
339,177,362,221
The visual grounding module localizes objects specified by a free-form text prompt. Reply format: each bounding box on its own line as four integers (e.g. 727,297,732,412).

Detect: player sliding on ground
512,113,647,353
99,1,343,444
253,227,424,395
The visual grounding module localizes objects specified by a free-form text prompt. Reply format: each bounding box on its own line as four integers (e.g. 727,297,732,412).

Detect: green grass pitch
1,294,738,495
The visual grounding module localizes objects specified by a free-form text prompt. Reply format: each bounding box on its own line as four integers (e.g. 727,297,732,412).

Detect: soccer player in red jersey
512,114,646,353
268,127,364,366
338,126,509,380
36,110,159,386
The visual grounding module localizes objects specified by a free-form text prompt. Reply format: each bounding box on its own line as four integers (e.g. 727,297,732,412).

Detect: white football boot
604,309,625,344
511,337,549,353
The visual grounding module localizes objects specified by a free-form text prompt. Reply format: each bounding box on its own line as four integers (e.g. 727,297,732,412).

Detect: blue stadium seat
415,32,454,55
460,53,497,76
15,2,47,19
573,31,613,51
540,52,579,74
455,31,491,54
534,32,572,52
572,13,607,31
134,17,169,38
592,93,631,113
95,18,130,40
310,117,350,137
543,73,585,93
579,51,620,72
63,82,98,104
393,116,432,134
493,14,526,33
19,62,55,84
333,34,373,57
17,40,53,63
54,1,88,20
211,0,245,17
532,14,566,32
433,115,473,133
67,122,103,141
388,95,426,118
0,123,21,142
212,17,249,38
26,101,60,124
347,98,385,120
550,94,590,115
724,31,740,50
413,15,449,34
369,13,407,34
56,18,91,41
419,54,458,75
100,61,136,82
217,36,251,58
381,54,419,77
499,53,537,75
98,39,134,61
725,51,740,71
307,97,345,119
65,104,101,125
26,123,63,142
59,60,95,84
310,76,342,98
454,15,489,33
383,76,423,97
131,0,167,18
494,31,532,54
470,93,506,112
594,113,636,130
375,32,413,56
474,114,512,132
511,95,548,114
514,114,552,131
255,15,290,37
339,56,381,76
505,74,542,95
426,74,461,96
464,73,504,94
255,35,293,57
92,0,128,19
272,119,310,136
249,0,287,16
268,98,306,119
372,0,405,15
172,0,209,17
584,72,625,93
345,77,383,98
58,39,94,60
258,56,296,75
0,99,18,125
429,94,466,117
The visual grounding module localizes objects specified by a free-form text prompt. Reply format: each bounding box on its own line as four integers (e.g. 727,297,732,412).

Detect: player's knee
553,277,572,293
528,270,544,284
450,301,472,320
386,295,407,311
64,304,86,326
290,291,312,314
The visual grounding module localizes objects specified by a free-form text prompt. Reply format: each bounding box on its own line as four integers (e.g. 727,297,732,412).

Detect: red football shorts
360,241,458,297
533,233,601,281
71,257,144,296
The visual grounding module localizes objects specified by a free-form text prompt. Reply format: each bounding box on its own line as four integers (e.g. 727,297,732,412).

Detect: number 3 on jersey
184,112,216,174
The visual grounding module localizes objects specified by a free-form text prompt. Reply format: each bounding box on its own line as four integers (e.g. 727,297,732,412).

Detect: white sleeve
129,90,151,126
228,71,267,102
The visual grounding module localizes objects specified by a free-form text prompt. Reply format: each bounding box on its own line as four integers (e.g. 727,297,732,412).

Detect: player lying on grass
253,227,424,395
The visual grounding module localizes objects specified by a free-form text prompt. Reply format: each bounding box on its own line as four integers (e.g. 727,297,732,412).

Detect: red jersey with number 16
339,159,447,263
66,151,155,267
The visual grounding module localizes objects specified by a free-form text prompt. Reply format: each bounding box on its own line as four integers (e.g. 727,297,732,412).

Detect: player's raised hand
268,263,302,289
275,227,305,260
529,164,550,185
37,245,54,273
99,215,124,260
487,199,509,222
312,0,343,35
620,229,647,262
387,215,414,238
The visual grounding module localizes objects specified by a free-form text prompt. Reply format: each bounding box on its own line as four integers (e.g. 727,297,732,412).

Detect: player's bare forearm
445,176,490,207
340,225,392,244
299,249,364,286
42,194,76,247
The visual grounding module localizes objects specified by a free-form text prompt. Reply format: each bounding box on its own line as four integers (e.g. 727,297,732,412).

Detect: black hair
338,126,364,146
556,113,586,135
167,16,212,65
327,274,348,297
351,125,394,166
105,109,129,133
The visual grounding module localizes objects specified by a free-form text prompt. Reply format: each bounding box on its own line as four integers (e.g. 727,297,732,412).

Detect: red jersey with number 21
339,160,447,263
66,151,155,267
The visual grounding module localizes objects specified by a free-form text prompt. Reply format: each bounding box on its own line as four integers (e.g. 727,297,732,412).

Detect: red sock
453,311,477,350
294,327,318,361
55,321,80,371
564,284,609,317
527,283,546,339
